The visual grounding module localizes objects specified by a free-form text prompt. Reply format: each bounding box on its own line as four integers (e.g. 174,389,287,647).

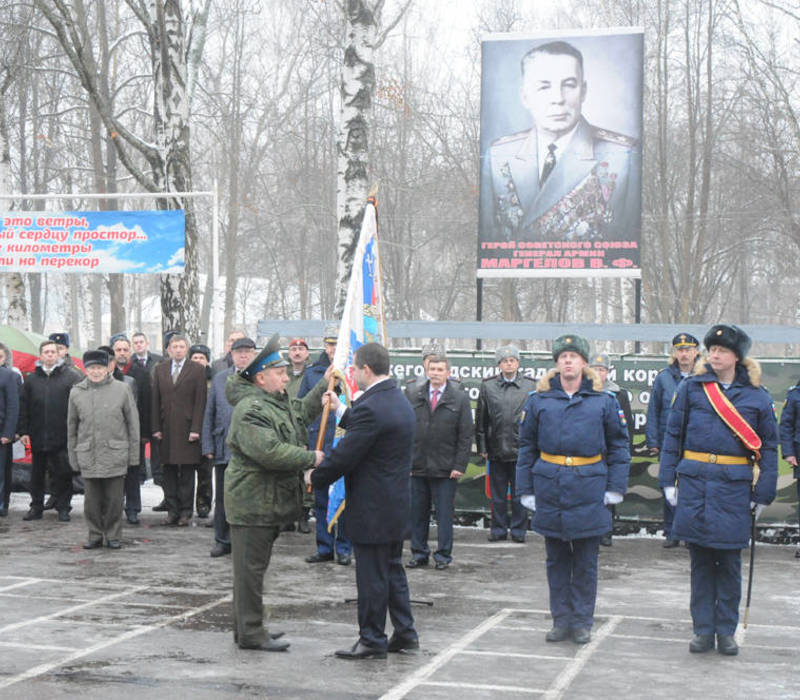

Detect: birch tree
335,0,410,315
35,0,211,340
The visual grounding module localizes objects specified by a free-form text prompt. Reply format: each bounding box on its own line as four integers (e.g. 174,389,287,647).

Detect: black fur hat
703,324,751,360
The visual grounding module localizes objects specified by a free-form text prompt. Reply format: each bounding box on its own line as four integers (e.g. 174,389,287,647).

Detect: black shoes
663,539,680,548
511,535,526,544
487,534,507,542
387,634,419,653
107,540,121,549
83,539,103,550
126,514,140,525
336,554,352,566
434,561,449,570
298,519,312,534
197,507,210,518
177,515,192,527
406,558,428,568
546,627,590,643
545,627,571,642
152,500,168,512
23,508,43,521
335,641,387,660
305,552,334,563
161,515,179,526
210,543,232,558
57,511,71,522
239,638,290,652
43,496,56,511
689,634,715,653
717,634,738,656
571,628,591,644
600,533,613,547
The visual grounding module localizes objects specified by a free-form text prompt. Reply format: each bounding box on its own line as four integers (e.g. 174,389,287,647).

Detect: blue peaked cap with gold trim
241,332,288,381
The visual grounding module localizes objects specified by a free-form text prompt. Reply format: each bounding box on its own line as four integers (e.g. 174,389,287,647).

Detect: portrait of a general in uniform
479,32,643,248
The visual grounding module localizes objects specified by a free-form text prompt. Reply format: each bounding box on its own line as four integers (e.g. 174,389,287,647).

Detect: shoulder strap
702,381,761,460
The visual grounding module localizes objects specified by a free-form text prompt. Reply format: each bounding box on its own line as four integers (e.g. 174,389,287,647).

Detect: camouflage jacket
224,372,326,526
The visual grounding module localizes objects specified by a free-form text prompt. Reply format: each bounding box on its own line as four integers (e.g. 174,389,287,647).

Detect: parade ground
0,484,798,699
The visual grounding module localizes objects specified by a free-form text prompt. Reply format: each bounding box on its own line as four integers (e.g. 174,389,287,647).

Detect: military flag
326,195,386,529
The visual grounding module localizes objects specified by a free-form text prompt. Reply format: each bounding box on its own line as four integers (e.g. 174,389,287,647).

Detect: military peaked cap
672,332,699,348
49,332,70,347
241,332,288,381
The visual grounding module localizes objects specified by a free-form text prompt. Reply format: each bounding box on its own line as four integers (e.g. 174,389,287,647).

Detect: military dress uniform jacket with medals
515,371,630,541
481,116,640,242
223,372,326,527
658,363,778,549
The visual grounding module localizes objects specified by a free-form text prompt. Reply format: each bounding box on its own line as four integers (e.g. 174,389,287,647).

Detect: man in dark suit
151,333,207,526
130,331,164,505
311,343,419,660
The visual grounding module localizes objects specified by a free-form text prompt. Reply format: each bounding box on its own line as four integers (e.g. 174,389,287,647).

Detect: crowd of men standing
0,324,796,661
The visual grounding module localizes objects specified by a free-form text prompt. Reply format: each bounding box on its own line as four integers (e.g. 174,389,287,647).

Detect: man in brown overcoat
151,333,207,526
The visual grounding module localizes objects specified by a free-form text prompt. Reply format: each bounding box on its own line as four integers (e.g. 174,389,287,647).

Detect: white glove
520,495,536,511
664,486,677,507
750,501,764,519
604,491,623,506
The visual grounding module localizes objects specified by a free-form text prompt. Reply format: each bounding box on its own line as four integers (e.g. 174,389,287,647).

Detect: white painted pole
211,179,220,356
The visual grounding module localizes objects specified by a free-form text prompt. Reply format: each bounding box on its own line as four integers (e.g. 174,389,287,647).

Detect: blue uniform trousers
410,476,457,564
545,536,601,630
124,463,141,517
353,541,416,650
663,496,676,539
312,485,351,557
688,544,741,635
489,459,527,539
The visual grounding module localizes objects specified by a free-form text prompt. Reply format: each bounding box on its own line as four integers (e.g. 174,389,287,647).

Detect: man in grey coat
68,350,139,550
202,336,256,557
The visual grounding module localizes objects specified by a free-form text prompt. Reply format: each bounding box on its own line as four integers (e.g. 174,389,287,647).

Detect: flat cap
231,337,256,351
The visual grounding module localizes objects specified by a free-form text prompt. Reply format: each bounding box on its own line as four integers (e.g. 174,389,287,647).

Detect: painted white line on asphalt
422,680,544,694
0,575,228,596
462,649,570,661
0,586,148,635
0,579,40,593
543,615,622,700
735,626,746,646
378,608,512,700
495,624,552,632
0,593,231,689
0,641,79,652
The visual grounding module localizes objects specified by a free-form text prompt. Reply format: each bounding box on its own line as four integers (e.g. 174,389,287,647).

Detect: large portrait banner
478,29,643,278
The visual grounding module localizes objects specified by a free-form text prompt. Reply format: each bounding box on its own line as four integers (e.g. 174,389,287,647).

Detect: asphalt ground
1,483,798,699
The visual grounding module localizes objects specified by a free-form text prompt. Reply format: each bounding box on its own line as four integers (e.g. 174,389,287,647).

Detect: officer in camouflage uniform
224,333,333,651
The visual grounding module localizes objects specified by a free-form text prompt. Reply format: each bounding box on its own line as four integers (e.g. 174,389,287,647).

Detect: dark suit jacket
124,352,161,439
151,358,207,465
0,366,19,441
311,378,415,544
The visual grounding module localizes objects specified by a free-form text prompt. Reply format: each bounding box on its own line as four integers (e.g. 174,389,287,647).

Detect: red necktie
431,389,440,410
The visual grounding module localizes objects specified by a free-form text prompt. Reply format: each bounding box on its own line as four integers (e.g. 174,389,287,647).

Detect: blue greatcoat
779,385,800,480
516,372,630,541
645,362,684,449
659,363,778,549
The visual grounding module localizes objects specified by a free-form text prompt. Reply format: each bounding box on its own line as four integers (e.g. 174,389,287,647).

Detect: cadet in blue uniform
645,332,701,547
516,335,630,644
659,324,778,656
778,381,800,559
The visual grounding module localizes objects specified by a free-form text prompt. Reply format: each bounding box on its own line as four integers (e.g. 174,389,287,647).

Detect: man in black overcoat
311,342,419,660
